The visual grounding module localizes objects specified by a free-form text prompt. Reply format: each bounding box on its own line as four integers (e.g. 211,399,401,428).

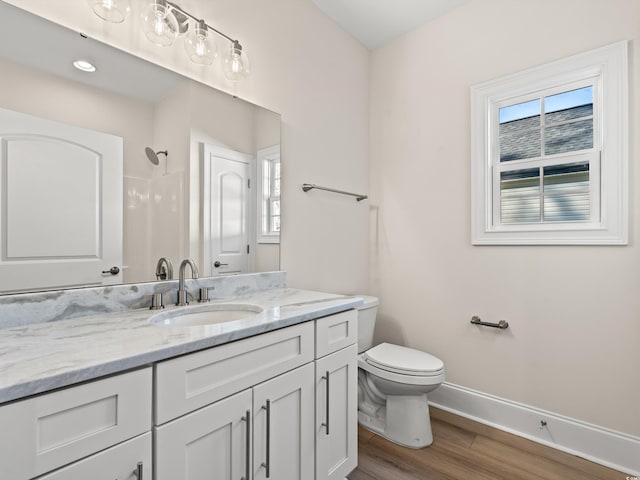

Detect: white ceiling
311,0,469,50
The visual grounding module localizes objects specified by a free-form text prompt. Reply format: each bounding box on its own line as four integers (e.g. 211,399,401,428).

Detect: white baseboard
428,382,640,477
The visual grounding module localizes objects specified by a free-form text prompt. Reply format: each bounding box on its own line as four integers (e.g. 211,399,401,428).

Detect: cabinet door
253,363,315,480
155,389,252,480
38,432,151,480
316,344,358,480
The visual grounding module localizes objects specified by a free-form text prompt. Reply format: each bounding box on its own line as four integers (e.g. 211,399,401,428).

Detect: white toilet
356,295,445,448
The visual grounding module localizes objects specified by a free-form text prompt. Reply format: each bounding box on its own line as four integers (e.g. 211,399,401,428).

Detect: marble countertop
0,288,362,404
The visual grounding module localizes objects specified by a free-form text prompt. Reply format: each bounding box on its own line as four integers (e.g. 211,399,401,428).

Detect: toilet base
358,394,434,448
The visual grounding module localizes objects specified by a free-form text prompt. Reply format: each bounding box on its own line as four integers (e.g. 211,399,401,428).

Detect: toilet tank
356,295,379,353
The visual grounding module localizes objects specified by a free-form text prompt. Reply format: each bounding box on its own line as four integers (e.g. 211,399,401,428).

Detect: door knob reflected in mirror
213,261,228,268
101,266,120,275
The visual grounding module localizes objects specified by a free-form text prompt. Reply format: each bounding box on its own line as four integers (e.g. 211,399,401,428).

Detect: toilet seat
363,343,444,377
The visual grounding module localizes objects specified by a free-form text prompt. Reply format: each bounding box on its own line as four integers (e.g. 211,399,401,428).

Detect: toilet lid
364,343,444,376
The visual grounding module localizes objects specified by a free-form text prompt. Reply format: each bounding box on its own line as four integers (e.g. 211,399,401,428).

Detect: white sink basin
150,304,264,327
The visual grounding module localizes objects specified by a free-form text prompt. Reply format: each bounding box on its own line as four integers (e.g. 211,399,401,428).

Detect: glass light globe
140,0,179,47
87,0,130,23
184,20,217,66
223,41,250,81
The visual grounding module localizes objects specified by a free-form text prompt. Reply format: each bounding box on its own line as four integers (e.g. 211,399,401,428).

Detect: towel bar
302,183,368,202
470,315,509,329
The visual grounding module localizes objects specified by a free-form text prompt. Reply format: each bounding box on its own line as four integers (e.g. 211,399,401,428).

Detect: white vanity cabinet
154,322,316,480
315,310,359,480
155,364,315,480
154,309,359,480
0,367,152,480
1,306,359,480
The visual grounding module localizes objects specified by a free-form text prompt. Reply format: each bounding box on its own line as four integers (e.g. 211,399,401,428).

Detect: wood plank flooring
348,407,628,480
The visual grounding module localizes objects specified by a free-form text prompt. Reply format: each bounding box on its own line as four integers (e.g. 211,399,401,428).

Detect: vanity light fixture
73,59,97,72
87,0,130,23
184,19,217,65
223,40,250,81
140,0,180,47
89,0,250,80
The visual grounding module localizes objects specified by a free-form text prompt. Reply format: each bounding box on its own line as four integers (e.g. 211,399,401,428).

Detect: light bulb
184,20,217,65
87,0,130,23
140,0,178,47
223,41,250,81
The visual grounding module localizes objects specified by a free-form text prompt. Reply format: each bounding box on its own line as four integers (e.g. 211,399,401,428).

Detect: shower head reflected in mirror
145,147,168,174
145,147,167,165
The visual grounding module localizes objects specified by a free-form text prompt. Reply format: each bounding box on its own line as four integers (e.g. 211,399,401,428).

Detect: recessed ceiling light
73,60,96,72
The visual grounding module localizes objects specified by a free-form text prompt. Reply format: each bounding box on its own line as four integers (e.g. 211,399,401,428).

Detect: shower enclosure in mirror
0,1,281,294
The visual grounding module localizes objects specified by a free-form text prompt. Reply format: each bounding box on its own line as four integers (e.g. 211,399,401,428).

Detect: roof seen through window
499,86,592,123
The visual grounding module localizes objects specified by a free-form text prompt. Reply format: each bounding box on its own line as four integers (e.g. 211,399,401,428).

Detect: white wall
369,0,640,436
253,107,282,273
148,82,190,277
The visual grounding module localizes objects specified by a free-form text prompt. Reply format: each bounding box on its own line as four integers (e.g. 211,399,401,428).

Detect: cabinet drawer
315,310,357,358
155,322,314,424
39,432,151,480
0,367,152,480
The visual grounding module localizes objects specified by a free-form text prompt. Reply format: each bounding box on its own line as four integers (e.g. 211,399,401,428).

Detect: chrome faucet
176,259,199,306
155,257,173,280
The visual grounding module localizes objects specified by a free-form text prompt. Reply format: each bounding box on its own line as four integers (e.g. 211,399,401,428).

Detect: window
257,145,280,243
471,41,628,245
497,84,597,226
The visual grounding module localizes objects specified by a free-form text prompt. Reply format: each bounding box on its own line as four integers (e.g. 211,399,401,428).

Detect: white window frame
471,41,628,245
256,144,280,244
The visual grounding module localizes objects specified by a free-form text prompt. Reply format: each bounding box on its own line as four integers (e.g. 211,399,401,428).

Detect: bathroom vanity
0,278,359,480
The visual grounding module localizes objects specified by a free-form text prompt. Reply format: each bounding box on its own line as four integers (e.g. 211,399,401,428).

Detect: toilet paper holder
470,315,509,330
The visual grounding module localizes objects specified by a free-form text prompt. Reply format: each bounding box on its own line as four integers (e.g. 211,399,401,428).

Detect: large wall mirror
0,1,281,294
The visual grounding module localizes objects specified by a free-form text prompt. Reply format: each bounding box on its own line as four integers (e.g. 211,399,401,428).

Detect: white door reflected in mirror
0,107,122,293
203,144,252,276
